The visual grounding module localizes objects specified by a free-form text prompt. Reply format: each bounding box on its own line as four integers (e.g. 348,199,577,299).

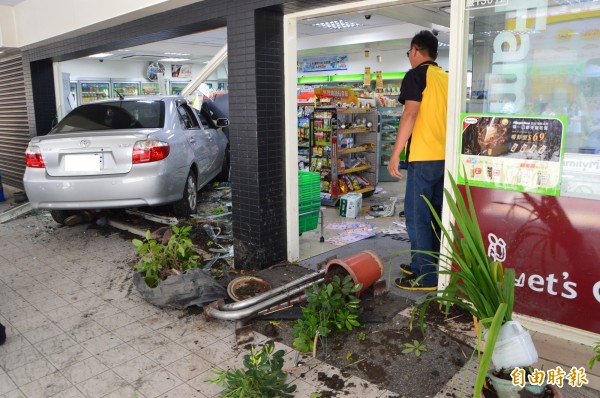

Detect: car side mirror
216,118,229,127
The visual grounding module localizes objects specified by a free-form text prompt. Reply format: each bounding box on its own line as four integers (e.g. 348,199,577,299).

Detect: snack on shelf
343,175,354,191
353,173,372,187
347,174,361,191
338,178,349,194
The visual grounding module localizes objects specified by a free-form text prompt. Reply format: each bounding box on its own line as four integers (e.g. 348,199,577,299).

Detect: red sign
468,186,600,334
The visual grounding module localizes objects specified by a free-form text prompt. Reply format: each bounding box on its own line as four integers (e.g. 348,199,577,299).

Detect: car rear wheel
50,210,72,225
173,170,197,218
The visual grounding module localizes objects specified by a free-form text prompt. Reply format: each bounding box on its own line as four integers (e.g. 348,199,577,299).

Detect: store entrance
289,1,450,261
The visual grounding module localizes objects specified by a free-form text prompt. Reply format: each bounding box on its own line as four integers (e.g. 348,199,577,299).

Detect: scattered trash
325,222,377,246
368,197,397,217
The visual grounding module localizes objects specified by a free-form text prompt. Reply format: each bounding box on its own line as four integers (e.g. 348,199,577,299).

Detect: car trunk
37,130,154,177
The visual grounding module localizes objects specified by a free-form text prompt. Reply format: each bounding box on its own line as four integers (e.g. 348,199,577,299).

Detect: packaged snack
338,178,349,194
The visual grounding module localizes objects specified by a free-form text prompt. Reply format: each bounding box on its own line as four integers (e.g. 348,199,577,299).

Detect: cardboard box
339,193,362,218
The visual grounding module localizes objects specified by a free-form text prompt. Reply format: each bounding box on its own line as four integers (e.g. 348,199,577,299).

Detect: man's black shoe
399,263,413,275
395,276,436,291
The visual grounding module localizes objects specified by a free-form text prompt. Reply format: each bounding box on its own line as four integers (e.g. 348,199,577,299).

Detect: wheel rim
186,175,197,210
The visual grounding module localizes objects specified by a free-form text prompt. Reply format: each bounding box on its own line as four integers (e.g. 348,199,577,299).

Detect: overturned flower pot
133,268,228,309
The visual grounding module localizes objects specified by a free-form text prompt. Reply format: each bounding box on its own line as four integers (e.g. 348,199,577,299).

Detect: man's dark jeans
405,160,445,286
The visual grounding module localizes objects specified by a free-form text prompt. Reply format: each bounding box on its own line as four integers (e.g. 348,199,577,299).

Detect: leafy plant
132,225,201,287
358,332,366,341
209,342,296,398
410,171,517,396
589,341,600,370
292,275,362,353
401,340,427,357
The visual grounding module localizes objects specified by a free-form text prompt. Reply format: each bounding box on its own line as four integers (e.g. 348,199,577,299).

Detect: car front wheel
50,210,72,225
173,170,197,218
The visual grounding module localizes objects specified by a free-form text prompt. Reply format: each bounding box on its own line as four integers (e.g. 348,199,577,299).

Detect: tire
173,170,198,218
50,210,72,225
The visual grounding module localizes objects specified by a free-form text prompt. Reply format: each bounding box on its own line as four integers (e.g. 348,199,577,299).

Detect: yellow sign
364,67,371,86
376,71,383,90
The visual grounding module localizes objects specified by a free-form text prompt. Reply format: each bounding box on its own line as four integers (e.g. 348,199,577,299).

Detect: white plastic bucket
491,321,538,370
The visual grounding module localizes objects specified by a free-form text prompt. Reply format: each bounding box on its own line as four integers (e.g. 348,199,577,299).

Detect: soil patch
249,264,476,397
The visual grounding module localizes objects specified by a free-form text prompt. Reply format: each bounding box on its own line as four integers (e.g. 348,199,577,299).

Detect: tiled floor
0,206,397,397
1,184,599,398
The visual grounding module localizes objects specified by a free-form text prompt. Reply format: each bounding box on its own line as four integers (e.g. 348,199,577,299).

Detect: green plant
132,225,201,287
292,275,362,353
358,332,366,341
209,342,296,398
401,339,427,357
589,341,600,370
410,171,516,396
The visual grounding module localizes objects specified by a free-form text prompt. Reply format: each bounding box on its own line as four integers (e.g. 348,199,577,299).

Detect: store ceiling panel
86,1,451,64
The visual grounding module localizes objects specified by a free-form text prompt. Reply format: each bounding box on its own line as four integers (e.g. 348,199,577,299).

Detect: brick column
228,7,286,269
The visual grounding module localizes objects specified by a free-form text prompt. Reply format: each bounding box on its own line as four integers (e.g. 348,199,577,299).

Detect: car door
194,107,224,174
176,101,214,178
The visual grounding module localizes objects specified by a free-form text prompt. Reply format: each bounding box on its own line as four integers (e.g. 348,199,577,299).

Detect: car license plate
64,153,104,171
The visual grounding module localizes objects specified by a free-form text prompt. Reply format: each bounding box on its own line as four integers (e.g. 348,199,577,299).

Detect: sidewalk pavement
1,193,599,397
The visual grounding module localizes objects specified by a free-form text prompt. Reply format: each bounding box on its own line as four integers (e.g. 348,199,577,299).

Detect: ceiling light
312,20,361,30
88,53,113,58
164,52,190,56
158,57,191,62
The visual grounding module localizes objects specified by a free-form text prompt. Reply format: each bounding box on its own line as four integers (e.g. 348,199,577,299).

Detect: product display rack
310,105,379,206
297,103,314,171
378,106,406,181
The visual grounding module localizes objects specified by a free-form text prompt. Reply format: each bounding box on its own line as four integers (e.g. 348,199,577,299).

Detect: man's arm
387,100,420,179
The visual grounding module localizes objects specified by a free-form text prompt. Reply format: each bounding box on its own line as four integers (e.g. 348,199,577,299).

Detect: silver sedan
23,96,229,223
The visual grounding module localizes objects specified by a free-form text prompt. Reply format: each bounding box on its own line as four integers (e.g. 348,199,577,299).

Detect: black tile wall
17,0,354,269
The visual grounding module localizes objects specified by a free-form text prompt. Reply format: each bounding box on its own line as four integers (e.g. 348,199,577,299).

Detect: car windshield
53,100,165,133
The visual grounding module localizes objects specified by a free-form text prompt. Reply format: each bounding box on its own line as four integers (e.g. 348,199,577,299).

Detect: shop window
463,0,600,200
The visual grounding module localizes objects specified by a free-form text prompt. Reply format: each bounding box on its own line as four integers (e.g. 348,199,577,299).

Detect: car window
193,108,210,128
53,101,164,133
177,104,200,129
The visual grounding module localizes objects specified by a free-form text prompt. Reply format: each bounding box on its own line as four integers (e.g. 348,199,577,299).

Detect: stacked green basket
299,171,321,233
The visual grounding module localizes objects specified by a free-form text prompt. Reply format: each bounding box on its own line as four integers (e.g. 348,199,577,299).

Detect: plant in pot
292,274,362,355
132,225,227,308
411,172,544,398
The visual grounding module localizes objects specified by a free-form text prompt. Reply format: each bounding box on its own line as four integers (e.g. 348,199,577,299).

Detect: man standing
387,30,448,291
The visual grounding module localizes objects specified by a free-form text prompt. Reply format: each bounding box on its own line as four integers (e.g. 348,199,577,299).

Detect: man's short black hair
411,30,438,60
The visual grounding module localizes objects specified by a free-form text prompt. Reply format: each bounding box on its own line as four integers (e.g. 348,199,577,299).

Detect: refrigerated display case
80,81,110,103
69,82,78,107
141,82,160,96
170,81,190,95
112,81,140,97
378,106,406,182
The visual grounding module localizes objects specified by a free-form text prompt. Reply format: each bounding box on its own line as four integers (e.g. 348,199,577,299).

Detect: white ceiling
97,1,451,64
0,0,25,5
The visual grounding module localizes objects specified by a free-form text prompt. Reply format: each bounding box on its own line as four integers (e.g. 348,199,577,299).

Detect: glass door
141,82,160,96
112,82,140,97
80,81,110,103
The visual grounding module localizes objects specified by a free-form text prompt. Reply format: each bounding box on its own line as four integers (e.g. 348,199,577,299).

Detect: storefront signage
458,114,567,196
466,0,509,9
299,55,348,72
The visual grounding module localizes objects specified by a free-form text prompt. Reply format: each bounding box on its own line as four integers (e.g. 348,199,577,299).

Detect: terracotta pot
486,371,546,398
227,276,271,301
325,250,384,295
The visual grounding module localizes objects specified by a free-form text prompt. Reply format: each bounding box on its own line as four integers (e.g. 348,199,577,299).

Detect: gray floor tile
167,354,212,382
76,370,129,398
19,371,73,398
8,357,57,387
112,355,161,384
0,371,18,395
60,356,108,384
134,369,183,398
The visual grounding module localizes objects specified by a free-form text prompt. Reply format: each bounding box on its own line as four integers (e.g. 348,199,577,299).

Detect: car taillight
132,140,170,164
25,146,46,168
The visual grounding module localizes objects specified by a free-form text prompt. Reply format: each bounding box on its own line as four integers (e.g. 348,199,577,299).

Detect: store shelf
339,146,371,155
339,165,370,174
308,103,378,203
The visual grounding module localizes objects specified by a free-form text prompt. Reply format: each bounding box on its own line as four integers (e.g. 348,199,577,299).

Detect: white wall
0,6,17,48
60,58,227,82
11,0,200,47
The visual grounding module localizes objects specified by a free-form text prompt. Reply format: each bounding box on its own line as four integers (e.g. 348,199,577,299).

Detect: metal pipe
206,277,324,321
219,269,325,311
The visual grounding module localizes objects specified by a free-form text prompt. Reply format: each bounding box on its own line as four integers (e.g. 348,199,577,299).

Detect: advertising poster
458,114,567,196
300,55,348,72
